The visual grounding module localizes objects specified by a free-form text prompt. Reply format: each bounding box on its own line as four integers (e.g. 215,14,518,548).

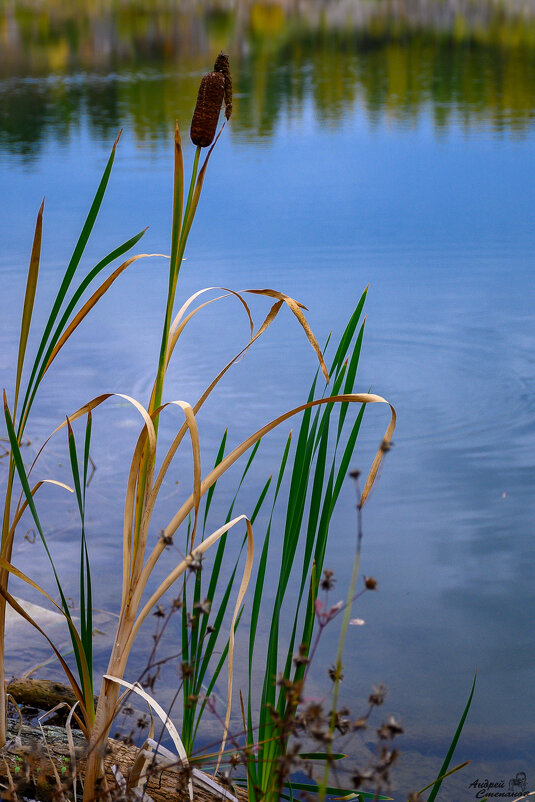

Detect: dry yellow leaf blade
102,675,193,802
135,399,202,574
169,286,254,345
162,393,395,545
9,478,73,537
245,288,329,382
42,253,166,376
126,515,254,738
0,558,88,733
150,298,284,505
14,200,44,417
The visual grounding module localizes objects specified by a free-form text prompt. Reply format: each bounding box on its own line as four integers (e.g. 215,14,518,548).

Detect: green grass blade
337,319,365,436
249,435,292,775
417,761,472,796
190,607,243,744
425,673,477,802
169,122,184,281
59,417,94,699
4,393,69,607
329,287,367,376
202,429,228,534
17,135,122,435
245,296,370,796
4,393,92,709
197,439,263,649
82,412,93,689
67,420,84,515
191,471,272,744
20,229,147,435
284,780,391,800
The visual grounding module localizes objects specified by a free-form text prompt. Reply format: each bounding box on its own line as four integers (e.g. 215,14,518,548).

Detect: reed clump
0,53,469,802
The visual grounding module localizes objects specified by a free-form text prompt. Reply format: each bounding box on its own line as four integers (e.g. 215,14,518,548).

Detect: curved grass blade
246,288,328,382
8,478,73,536
4,392,74,604
150,297,285,504
102,675,193,802
417,761,471,796
166,287,254,371
161,392,395,548
121,514,254,775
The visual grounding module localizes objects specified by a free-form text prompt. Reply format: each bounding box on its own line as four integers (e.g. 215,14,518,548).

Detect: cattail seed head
214,51,233,120
190,69,225,147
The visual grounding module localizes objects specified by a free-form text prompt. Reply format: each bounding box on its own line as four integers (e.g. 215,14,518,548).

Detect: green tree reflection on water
1,0,535,157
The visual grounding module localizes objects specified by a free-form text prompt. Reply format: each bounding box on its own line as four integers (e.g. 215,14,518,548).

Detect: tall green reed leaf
66,413,94,714
425,673,477,802
3,394,94,727
245,293,369,800
181,438,270,753
17,133,125,437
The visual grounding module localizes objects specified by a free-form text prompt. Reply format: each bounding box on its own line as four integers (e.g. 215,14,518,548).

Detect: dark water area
1,2,535,798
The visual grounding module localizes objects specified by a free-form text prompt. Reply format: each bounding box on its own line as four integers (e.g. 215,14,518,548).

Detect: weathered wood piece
2,678,249,800
7,677,83,710
0,720,249,802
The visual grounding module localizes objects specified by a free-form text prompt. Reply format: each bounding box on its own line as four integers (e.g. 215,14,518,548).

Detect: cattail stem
134,144,202,556
182,145,201,244
152,145,200,418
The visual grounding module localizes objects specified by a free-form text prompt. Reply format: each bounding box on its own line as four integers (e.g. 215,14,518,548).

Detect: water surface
1,2,534,797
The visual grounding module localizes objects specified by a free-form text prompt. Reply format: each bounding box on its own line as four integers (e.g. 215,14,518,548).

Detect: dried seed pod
214,51,233,120
190,70,225,147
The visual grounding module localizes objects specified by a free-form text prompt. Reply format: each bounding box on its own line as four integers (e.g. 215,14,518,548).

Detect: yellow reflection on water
1,0,535,149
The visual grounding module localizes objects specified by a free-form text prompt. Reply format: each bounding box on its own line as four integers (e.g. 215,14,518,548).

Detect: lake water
1,2,535,798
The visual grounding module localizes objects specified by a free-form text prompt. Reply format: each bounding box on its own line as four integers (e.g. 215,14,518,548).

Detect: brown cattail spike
214,51,233,120
190,70,225,147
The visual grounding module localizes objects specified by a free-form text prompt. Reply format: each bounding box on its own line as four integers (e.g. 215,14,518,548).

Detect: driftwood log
2,678,249,802
7,677,89,715
0,721,249,801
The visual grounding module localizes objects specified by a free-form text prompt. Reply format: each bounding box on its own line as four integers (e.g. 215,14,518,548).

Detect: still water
1,2,535,797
